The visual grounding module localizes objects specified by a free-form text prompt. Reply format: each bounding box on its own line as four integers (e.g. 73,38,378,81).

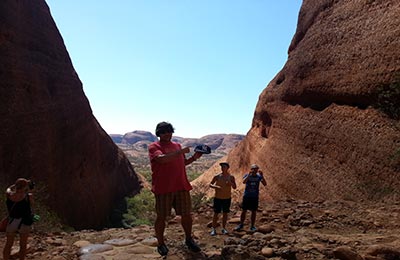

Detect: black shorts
213,198,231,213
242,197,259,211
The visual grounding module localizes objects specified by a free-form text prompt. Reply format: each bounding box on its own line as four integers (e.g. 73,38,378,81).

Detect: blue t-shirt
243,173,263,198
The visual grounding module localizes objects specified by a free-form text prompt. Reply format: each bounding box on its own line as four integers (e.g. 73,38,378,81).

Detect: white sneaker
210,228,217,236
221,228,229,234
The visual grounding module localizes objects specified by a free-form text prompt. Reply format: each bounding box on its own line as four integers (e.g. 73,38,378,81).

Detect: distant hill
110,130,245,155
110,131,245,182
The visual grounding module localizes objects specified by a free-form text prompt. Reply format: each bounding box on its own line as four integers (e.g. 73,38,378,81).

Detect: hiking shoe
221,228,229,235
185,238,201,252
249,226,257,231
234,223,243,231
157,244,169,256
210,228,217,236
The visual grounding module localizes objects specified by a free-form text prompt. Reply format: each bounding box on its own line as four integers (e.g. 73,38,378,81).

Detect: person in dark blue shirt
234,164,267,231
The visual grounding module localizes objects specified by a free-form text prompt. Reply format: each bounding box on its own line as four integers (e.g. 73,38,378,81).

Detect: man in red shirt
148,122,203,256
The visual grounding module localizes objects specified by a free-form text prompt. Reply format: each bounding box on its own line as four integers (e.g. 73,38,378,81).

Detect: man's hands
192,151,203,160
183,148,203,165
181,147,190,154
210,184,221,189
258,170,267,186
182,148,202,159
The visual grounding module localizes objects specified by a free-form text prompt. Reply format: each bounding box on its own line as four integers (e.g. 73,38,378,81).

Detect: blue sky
45,1,302,138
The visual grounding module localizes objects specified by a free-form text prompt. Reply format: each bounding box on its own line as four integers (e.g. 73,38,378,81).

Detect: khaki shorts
155,190,192,218
6,218,32,234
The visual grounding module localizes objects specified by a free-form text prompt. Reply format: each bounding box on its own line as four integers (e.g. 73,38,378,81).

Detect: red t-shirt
148,141,192,195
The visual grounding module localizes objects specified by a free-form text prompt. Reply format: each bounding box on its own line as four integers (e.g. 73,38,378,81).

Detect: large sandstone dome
0,0,141,229
194,0,400,202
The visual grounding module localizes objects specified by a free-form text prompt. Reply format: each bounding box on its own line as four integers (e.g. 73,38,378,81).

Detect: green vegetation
376,74,400,120
191,182,212,211
390,147,400,171
0,181,72,233
123,189,156,226
187,171,202,182
358,180,398,200
374,73,400,169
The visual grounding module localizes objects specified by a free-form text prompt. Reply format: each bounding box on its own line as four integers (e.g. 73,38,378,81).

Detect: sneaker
210,228,217,236
234,223,243,231
221,228,229,235
157,244,169,256
249,226,257,231
185,238,201,252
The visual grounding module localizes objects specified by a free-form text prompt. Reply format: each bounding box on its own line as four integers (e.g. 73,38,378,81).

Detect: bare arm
242,174,250,184
6,184,15,195
231,176,237,189
210,176,221,189
259,171,267,186
28,192,34,206
185,152,203,166
152,147,190,164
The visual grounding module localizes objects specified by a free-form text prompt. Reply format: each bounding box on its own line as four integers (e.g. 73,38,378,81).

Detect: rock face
195,0,400,202
0,0,141,229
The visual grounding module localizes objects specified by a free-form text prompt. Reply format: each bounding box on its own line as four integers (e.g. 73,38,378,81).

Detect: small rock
228,217,241,223
104,238,135,246
73,240,91,248
258,224,275,234
78,244,113,255
125,244,156,254
140,237,158,247
333,246,363,260
261,247,274,257
365,245,400,257
79,255,106,260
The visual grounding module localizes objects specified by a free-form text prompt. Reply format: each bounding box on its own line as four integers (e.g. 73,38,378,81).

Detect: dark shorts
155,190,192,218
242,197,259,211
213,198,231,213
6,218,31,234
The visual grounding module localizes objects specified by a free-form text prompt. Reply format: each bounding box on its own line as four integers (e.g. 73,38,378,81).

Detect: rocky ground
1,200,400,260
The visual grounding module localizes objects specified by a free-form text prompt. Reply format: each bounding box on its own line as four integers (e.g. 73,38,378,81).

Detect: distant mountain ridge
110,130,245,153
110,131,245,181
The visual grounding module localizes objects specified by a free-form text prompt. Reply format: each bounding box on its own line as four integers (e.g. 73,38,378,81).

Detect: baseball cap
194,144,211,154
219,162,229,168
250,164,259,169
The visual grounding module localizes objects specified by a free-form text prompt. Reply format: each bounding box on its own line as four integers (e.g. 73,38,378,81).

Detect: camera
29,181,35,190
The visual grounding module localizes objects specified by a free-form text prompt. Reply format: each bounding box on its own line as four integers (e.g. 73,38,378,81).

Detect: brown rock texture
195,0,400,202
0,0,141,229
2,200,399,259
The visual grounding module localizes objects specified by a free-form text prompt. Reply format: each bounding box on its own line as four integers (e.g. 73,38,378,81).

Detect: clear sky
45,1,302,138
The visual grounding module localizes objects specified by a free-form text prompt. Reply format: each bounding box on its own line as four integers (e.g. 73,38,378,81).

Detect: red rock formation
0,0,141,229
195,0,400,202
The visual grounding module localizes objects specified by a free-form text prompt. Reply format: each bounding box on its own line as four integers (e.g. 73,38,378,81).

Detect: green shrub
123,189,155,226
187,171,202,182
390,147,400,171
376,74,400,120
137,168,152,183
191,182,212,211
